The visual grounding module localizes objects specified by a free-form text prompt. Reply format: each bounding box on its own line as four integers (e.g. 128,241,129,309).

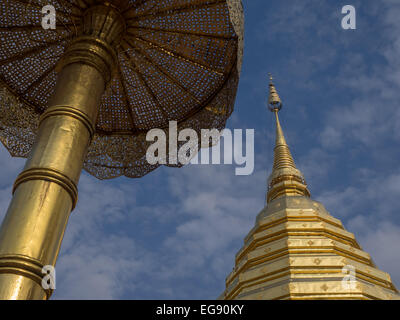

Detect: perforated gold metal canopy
0,0,244,179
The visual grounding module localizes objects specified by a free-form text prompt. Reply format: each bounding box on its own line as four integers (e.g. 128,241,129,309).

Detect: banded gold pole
0,4,125,300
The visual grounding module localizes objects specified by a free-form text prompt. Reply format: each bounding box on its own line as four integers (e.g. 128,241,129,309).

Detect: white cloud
320,126,343,149
157,165,266,296
55,234,152,299
51,174,153,299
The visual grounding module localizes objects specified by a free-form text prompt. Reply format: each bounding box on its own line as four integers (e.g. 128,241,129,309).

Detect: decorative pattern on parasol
0,0,244,179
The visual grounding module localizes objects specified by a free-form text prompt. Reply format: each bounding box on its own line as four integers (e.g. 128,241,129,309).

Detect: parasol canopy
0,0,244,179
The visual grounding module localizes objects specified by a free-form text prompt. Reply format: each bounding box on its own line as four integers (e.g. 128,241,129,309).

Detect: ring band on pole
13,168,79,210
40,105,96,139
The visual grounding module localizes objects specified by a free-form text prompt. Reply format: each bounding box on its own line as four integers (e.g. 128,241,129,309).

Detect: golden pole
0,4,125,300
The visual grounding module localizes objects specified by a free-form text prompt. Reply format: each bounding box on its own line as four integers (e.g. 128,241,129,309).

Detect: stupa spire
266,75,310,203
220,75,400,301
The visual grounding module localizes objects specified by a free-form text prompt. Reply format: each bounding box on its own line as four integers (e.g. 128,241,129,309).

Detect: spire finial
268,73,274,84
268,73,282,112
266,76,310,203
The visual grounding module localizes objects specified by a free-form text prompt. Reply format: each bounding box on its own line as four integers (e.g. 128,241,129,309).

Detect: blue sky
1,0,400,299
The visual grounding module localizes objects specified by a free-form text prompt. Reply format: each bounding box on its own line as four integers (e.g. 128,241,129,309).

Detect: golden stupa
220,76,400,300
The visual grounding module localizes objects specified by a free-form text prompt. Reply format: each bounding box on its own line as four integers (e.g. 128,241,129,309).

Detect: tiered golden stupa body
220,77,400,300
